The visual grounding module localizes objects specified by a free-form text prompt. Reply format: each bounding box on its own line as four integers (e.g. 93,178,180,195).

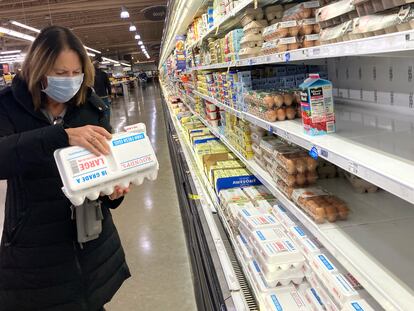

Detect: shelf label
320,148,328,158
348,161,359,175
285,52,291,62
309,147,319,160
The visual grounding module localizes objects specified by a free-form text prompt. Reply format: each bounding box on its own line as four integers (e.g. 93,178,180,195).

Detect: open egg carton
54,123,159,206
353,0,414,16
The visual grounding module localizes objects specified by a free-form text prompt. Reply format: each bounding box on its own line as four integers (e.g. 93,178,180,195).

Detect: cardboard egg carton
316,0,358,29
353,0,414,16
54,123,159,206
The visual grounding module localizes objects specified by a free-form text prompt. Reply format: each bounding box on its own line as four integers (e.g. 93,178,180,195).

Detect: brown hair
21,25,94,109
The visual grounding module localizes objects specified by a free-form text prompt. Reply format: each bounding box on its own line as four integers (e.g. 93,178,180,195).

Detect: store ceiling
0,0,167,63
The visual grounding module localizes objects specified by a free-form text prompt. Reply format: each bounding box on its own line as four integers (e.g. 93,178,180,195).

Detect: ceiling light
134,34,141,40
0,50,21,55
129,24,136,32
10,20,40,33
120,6,129,19
120,62,130,66
138,40,143,45
102,57,120,64
0,27,35,41
146,55,150,59
87,52,95,57
114,64,121,67
101,61,110,64
9,21,103,55
84,46,101,54
141,45,146,49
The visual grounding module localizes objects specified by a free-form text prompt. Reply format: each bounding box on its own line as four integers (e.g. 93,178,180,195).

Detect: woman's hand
108,185,130,200
65,125,112,156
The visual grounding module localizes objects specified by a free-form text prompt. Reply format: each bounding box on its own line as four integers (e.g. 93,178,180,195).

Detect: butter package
54,123,159,206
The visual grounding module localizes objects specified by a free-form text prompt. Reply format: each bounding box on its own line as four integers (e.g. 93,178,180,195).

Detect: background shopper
93,56,113,121
0,26,130,311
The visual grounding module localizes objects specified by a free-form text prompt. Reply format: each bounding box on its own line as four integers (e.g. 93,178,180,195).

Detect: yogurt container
54,124,159,206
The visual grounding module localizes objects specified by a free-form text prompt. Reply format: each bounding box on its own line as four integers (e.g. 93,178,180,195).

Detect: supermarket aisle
105,82,197,311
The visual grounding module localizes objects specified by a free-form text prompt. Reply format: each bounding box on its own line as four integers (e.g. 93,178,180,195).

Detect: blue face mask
42,74,84,103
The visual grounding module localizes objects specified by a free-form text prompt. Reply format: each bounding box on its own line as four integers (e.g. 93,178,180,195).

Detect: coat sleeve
0,104,69,179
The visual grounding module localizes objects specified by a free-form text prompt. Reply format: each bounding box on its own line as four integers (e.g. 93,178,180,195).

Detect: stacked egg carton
239,8,267,59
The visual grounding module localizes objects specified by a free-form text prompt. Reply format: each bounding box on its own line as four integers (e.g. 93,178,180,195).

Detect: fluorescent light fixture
102,57,120,64
134,34,141,40
9,21,103,55
120,62,130,66
0,50,21,55
129,24,136,32
10,20,40,33
0,26,35,41
146,55,150,59
84,46,101,54
120,6,129,19
87,52,96,57
138,40,143,45
101,61,110,64
114,64,121,67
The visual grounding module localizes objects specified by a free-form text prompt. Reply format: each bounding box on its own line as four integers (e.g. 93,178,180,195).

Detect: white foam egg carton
271,204,297,228
236,234,253,261
249,227,287,248
264,284,310,311
239,213,280,231
54,123,159,206
307,271,341,311
226,201,256,222
341,299,375,311
298,284,327,311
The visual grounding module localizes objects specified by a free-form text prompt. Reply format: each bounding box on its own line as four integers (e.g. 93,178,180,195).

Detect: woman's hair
21,25,94,109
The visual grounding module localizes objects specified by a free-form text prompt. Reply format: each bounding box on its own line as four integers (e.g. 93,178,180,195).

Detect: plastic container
219,187,250,205
260,136,285,159
274,146,316,174
344,172,378,193
54,124,159,206
243,185,275,202
292,187,350,223
275,165,318,187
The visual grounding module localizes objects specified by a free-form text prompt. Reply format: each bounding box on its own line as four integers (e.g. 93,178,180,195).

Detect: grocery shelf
187,0,253,50
182,97,414,311
162,85,257,311
192,90,414,206
191,29,414,71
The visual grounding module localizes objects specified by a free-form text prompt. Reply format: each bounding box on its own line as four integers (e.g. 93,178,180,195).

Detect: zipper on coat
73,241,89,311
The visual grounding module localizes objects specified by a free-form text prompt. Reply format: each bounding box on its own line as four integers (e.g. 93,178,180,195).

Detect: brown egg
300,8,312,19
306,171,318,184
274,94,284,107
285,159,297,174
265,109,278,122
296,173,306,186
306,157,318,171
302,24,314,35
325,205,338,222
264,94,275,109
295,158,307,173
277,107,286,121
286,107,296,120
303,40,314,48
289,26,300,37
314,23,321,33
277,44,288,53
277,28,289,38
283,93,294,106
336,204,349,220
314,207,326,224
288,43,301,50
294,92,301,104
286,174,297,186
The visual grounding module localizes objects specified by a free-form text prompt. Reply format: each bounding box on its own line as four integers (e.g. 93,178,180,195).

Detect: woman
0,26,131,311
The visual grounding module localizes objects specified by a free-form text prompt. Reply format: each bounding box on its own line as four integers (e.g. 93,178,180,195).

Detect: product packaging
54,123,159,206
299,73,336,136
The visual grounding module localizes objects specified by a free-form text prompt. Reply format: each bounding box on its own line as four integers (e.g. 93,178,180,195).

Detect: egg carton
54,123,159,206
353,0,413,16
239,213,280,231
316,0,358,29
344,171,378,193
263,284,310,311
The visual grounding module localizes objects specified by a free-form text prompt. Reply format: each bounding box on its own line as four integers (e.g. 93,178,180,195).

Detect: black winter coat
0,76,131,311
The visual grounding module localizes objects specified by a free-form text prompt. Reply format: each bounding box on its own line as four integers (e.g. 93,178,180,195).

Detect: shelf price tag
348,161,359,175
284,52,291,62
